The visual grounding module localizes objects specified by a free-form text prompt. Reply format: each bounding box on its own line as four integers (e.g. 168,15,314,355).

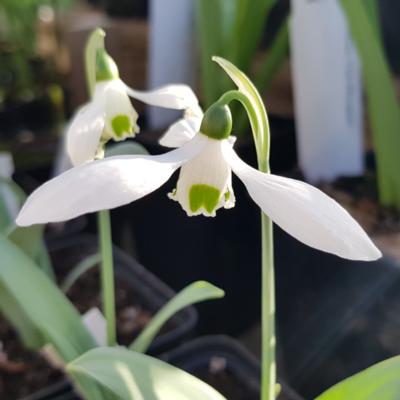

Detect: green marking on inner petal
225,191,231,201
111,115,132,138
189,184,221,214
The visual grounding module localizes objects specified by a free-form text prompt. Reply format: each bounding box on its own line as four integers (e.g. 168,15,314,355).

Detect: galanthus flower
67,48,201,166
17,103,381,261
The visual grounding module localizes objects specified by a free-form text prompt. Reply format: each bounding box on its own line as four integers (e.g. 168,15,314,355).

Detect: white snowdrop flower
67,48,201,166
17,103,381,262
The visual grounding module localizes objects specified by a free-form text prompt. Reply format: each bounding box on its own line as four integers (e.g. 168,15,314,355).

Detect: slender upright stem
260,149,275,400
85,29,117,346
97,210,116,346
218,87,276,399
261,213,275,400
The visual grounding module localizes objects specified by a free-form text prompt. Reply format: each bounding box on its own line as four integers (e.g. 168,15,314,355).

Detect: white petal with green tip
16,135,207,226
170,134,235,217
222,142,381,261
104,80,139,141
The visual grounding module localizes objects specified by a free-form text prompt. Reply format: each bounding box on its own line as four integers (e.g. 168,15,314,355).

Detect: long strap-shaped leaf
340,0,400,208
315,355,400,399
7,225,55,280
229,0,275,72
130,281,224,353
0,235,96,362
67,347,227,400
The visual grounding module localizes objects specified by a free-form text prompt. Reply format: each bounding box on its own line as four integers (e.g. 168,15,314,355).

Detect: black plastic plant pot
273,226,400,399
161,335,303,400
47,234,198,354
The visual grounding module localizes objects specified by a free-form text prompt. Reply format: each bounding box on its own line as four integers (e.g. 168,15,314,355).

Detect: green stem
85,29,117,346
261,212,275,400
97,210,116,346
218,89,275,399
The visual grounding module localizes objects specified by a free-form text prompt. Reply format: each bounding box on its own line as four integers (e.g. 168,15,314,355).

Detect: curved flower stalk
17,104,380,261
67,46,201,166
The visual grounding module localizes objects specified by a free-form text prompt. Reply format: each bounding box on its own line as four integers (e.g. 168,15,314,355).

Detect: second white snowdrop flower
67,48,201,167
67,48,138,166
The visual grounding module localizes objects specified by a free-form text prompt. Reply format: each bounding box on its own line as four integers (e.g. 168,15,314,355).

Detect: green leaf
130,281,225,353
229,0,275,72
67,347,227,400
213,56,270,170
0,234,96,361
195,0,226,106
254,17,289,95
7,225,55,280
340,0,400,208
0,280,44,348
315,356,400,400
72,372,116,400
105,141,149,157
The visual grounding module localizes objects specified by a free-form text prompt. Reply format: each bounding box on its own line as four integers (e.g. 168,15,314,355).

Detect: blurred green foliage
195,0,288,134
0,0,72,105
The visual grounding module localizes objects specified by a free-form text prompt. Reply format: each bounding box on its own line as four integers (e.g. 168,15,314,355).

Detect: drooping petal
103,80,139,141
66,99,105,166
222,143,381,261
159,116,200,148
16,135,207,226
170,135,235,217
123,82,199,111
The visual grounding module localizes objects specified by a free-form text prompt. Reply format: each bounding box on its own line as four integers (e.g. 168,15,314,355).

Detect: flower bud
200,103,232,140
96,48,119,82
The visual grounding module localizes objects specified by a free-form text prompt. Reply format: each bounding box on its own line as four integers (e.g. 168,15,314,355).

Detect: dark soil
321,176,400,262
0,319,62,399
321,176,400,236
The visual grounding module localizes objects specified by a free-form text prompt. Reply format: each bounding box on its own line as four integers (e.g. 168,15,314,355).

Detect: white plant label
290,0,363,182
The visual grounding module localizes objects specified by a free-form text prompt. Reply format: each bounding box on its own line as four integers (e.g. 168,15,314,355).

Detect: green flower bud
96,48,119,82
200,103,232,140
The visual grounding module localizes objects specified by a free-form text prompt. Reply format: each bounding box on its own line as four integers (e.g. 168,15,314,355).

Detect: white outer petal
66,99,105,166
222,143,381,261
123,83,199,110
159,116,201,148
16,135,207,226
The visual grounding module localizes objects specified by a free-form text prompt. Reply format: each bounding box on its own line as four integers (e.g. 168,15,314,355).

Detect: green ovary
111,115,132,138
189,184,221,214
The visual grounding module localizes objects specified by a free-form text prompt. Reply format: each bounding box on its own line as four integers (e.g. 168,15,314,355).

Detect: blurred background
1,0,400,398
